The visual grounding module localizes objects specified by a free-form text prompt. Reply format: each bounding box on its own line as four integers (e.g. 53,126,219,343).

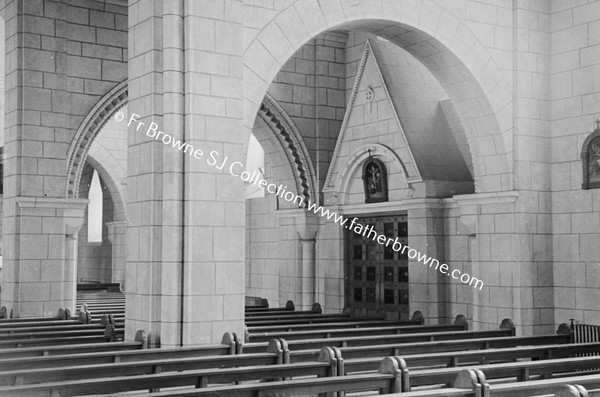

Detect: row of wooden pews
0,294,599,396
0,314,124,350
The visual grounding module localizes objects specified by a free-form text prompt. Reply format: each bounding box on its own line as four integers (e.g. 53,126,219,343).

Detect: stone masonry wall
550,0,600,326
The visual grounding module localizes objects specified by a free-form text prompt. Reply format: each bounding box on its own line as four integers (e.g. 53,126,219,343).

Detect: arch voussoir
294,0,329,37
273,5,312,50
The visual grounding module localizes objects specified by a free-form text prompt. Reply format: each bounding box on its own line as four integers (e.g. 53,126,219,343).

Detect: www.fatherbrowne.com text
117,111,484,291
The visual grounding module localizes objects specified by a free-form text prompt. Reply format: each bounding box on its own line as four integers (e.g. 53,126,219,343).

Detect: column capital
16,197,89,235
447,191,519,214
105,220,128,229
275,208,320,240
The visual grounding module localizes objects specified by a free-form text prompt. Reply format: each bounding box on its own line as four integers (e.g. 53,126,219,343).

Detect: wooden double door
345,214,409,319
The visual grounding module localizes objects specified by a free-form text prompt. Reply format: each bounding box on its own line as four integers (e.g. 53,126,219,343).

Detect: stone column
126,0,245,346
298,234,317,309
275,209,320,311
2,198,87,317
453,192,519,332
105,220,127,289
64,233,79,307
405,199,447,324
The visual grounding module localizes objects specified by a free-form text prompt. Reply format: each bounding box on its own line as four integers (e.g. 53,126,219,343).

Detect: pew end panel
412,311,424,325
453,368,486,396
499,318,516,336
558,322,575,343
266,339,285,364
373,356,410,394
454,315,469,330
318,346,342,378
56,308,72,321
134,330,148,349
220,332,238,355
380,356,409,392
555,384,591,397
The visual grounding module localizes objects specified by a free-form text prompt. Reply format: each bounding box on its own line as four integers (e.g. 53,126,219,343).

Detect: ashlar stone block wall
550,0,600,326
1,0,127,317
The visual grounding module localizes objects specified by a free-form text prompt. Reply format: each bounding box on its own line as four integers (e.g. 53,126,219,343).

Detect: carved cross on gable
365,84,375,113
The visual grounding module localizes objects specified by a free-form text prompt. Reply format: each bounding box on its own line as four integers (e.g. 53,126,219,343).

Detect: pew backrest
242,328,517,354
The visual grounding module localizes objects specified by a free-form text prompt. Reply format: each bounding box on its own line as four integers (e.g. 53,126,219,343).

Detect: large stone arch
243,0,512,192
66,80,127,199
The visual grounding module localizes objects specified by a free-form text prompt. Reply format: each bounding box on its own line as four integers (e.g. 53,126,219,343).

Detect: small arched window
87,169,103,242
581,123,600,190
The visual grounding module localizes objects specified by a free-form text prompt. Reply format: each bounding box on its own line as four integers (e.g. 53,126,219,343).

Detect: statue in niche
581,119,600,189
362,152,388,203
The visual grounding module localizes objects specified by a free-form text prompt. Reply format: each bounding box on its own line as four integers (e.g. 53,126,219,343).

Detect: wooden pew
244,296,269,309
245,310,425,333
352,369,600,397
0,314,74,324
86,361,600,397
244,302,321,316
0,340,288,386
472,372,600,397
245,306,424,328
341,341,600,372
0,341,142,360
244,315,386,327
241,327,518,354
0,332,231,370
392,369,600,397
410,355,600,390
59,353,600,397
77,283,121,292
0,327,125,349
285,334,571,362
4,333,584,374
76,301,124,306
0,353,402,397
246,318,423,333
77,307,124,315
0,323,122,334
247,323,468,342
0,306,123,325
0,320,82,329
0,326,124,340
556,384,600,397
245,299,293,314
77,292,124,298
0,335,124,349
76,302,125,308
245,314,355,323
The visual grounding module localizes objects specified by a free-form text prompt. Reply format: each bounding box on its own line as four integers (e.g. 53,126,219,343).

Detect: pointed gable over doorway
324,40,422,200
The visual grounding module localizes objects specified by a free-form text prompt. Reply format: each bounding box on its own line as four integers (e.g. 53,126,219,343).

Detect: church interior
0,0,599,395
